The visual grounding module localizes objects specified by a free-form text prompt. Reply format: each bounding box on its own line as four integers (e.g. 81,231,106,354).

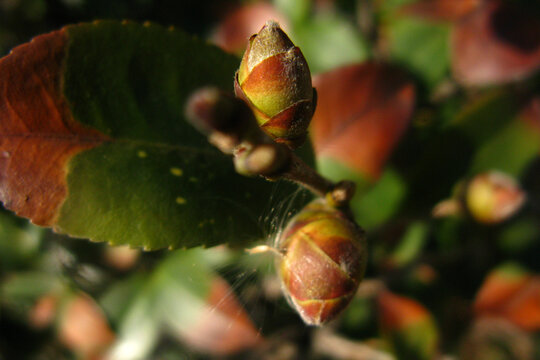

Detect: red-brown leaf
311,63,415,180
0,30,106,226
452,0,540,86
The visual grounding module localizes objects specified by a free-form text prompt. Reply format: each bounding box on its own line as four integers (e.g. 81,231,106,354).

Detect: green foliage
385,17,451,88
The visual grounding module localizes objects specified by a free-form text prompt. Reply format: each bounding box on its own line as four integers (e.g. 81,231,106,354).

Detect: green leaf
316,159,407,230
385,16,451,88
290,13,369,74
469,118,540,177
448,91,520,145
389,221,429,267
0,20,292,250
108,249,214,359
0,211,44,270
273,0,310,24
0,272,63,313
108,248,259,359
352,168,408,231
497,218,540,253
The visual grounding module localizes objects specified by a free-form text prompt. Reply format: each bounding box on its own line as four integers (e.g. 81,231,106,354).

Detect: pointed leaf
0,21,288,250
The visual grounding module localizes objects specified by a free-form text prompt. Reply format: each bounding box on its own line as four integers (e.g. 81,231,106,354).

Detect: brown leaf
452,0,540,86
178,277,263,355
401,0,483,22
311,63,415,179
212,3,288,55
0,30,106,226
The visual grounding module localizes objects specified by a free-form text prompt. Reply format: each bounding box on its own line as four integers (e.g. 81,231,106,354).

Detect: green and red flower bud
235,21,315,148
277,199,367,325
433,171,526,224
465,171,526,224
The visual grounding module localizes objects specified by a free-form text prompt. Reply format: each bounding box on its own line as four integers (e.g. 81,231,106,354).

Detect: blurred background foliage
1,0,540,359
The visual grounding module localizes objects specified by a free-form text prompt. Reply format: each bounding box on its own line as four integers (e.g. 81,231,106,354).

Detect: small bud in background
235,21,315,148
433,171,526,224
277,199,367,325
465,171,525,224
185,87,260,153
234,143,290,177
186,86,292,179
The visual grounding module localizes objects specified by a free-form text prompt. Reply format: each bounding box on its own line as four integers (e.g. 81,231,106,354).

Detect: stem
273,152,356,207
185,87,356,206
279,153,334,197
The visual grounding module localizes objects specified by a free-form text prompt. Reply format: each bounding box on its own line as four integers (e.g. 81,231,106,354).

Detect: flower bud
465,171,525,224
277,199,367,325
235,21,315,148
